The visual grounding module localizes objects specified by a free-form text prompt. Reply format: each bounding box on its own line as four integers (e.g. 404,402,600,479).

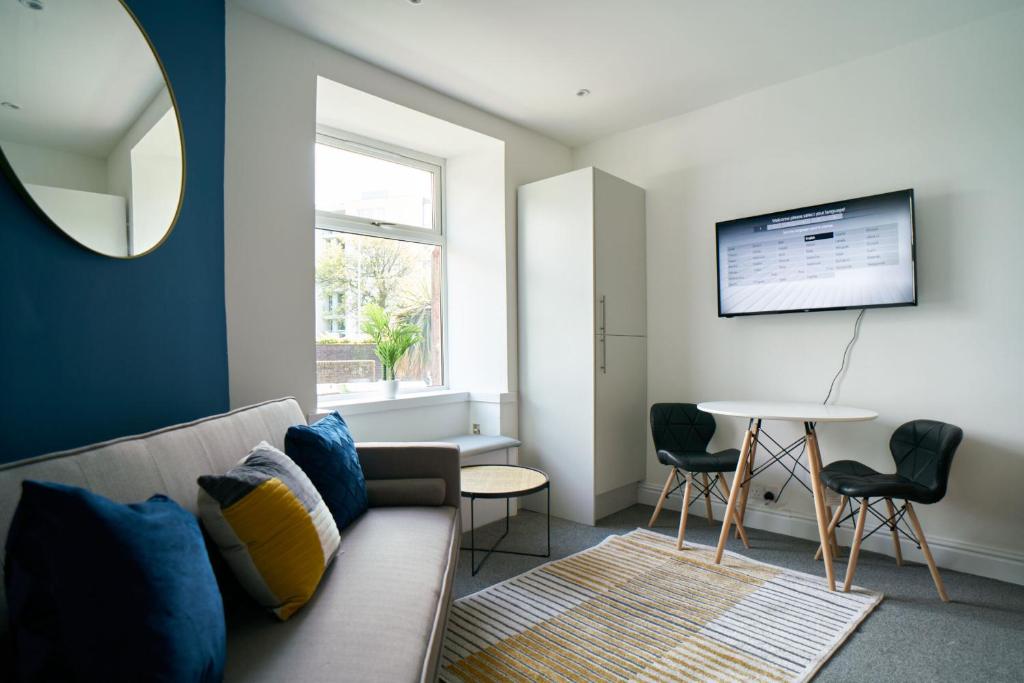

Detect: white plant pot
382,379,399,399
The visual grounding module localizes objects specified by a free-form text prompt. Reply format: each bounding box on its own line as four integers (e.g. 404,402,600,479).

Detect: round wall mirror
0,0,184,258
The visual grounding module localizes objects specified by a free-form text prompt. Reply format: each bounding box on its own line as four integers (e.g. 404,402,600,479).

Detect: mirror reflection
0,0,183,258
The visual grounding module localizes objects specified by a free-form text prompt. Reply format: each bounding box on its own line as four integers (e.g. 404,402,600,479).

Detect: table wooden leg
805,423,836,591
717,475,750,548
676,473,693,550
816,495,848,561
702,473,714,523
735,432,758,539
714,420,757,564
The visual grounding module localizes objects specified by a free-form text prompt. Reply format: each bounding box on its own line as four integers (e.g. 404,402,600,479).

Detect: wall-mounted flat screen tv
716,189,916,317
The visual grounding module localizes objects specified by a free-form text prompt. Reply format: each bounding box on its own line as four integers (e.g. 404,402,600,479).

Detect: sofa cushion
5,481,225,682
285,412,368,530
224,506,459,683
0,398,306,642
366,478,447,507
198,442,340,621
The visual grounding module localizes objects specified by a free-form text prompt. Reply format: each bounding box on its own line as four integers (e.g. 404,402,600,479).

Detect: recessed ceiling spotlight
576,89,591,97
19,0,45,10
407,0,423,4
1,101,21,111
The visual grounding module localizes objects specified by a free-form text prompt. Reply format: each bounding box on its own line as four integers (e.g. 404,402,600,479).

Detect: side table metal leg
546,485,551,557
470,495,476,576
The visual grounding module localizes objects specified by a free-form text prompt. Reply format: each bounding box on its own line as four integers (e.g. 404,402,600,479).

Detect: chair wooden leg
676,473,693,550
716,473,749,548
702,473,714,523
843,497,869,592
885,498,903,566
648,468,676,527
717,474,750,548
827,504,842,558
905,502,949,602
816,495,848,561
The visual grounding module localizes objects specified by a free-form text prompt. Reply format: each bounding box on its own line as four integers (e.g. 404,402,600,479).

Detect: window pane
315,143,434,229
315,229,443,398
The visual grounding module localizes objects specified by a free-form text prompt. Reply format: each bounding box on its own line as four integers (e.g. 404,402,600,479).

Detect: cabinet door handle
600,334,607,374
600,295,606,333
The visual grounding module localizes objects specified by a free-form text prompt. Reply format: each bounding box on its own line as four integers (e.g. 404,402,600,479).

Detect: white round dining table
698,400,878,591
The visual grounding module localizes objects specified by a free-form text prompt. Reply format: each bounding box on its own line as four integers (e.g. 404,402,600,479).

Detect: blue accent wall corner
0,1,228,461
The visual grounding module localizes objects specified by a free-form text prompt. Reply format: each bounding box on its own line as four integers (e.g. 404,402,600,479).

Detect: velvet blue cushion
4,481,226,682
285,411,368,529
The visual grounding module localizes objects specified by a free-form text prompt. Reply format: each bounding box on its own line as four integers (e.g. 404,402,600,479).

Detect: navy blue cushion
4,481,226,682
285,411,368,529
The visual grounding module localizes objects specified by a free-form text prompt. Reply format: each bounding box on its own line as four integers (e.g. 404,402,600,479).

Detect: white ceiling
0,0,166,158
236,0,1024,146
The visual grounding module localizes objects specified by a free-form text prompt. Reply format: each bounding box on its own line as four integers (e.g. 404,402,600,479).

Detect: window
314,130,445,401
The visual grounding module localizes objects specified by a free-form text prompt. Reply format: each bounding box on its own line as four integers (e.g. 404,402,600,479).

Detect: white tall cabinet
518,167,646,525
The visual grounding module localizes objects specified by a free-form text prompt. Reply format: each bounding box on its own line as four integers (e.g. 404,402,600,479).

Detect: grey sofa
0,397,461,682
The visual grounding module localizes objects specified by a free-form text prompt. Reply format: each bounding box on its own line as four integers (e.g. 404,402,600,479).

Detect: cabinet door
594,169,646,336
595,334,647,495
518,169,597,526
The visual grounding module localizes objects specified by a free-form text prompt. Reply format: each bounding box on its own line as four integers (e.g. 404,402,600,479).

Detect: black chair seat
819,460,931,502
657,448,740,473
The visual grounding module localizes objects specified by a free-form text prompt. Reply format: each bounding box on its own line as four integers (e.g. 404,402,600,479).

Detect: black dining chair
819,419,963,601
649,403,748,549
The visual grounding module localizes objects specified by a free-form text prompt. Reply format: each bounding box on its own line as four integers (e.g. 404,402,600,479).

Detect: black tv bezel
715,189,917,318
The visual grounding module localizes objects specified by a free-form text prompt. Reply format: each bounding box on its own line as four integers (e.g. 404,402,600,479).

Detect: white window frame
314,127,445,244
314,126,448,396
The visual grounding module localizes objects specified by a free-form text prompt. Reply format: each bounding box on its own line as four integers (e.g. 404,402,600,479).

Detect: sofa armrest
356,442,461,508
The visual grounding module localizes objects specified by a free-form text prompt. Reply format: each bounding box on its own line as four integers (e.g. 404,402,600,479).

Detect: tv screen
716,189,916,317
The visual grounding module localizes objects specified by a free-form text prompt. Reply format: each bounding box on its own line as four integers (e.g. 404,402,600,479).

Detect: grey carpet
455,505,1024,682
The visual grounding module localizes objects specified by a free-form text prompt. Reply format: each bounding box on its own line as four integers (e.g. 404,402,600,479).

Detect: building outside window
314,131,445,401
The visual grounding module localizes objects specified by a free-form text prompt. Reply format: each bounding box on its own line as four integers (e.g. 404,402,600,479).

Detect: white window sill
313,389,470,418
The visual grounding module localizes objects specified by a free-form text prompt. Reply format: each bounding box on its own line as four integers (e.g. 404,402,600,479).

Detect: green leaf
361,303,422,380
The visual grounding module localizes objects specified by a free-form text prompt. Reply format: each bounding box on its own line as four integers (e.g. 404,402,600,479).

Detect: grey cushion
367,478,447,507
224,506,459,683
356,443,462,508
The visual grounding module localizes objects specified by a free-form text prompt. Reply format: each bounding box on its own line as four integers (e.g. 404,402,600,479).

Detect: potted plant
361,304,422,399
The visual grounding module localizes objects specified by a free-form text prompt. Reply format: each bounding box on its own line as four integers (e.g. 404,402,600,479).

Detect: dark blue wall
0,1,228,461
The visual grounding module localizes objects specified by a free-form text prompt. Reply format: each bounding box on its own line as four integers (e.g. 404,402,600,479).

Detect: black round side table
460,464,550,576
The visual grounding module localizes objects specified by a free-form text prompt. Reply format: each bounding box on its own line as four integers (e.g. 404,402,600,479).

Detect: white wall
446,145,508,391
574,9,1024,582
0,140,107,194
225,5,571,417
129,109,182,254
24,183,127,256
107,89,176,206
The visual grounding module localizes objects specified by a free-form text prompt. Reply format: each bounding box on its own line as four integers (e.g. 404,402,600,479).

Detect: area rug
440,528,881,682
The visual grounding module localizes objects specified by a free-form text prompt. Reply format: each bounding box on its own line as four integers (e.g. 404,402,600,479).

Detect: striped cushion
197,442,340,620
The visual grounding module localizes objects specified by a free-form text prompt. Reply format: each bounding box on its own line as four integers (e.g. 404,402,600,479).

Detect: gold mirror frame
0,0,186,259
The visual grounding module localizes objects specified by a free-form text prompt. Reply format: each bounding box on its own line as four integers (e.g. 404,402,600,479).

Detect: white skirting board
638,481,1024,587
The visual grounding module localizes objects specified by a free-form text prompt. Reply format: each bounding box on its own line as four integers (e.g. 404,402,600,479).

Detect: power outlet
750,485,779,505
472,423,481,435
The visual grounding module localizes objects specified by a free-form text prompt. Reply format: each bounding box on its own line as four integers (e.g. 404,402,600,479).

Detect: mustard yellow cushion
197,442,340,620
